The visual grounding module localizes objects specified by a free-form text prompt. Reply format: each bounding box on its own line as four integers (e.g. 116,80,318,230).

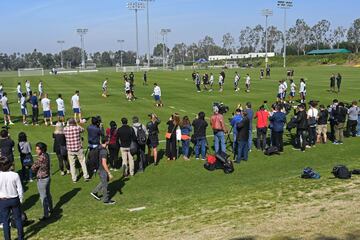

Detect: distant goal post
18,68,44,77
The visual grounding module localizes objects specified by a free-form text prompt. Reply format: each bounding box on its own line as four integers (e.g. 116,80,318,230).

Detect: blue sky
0,0,359,54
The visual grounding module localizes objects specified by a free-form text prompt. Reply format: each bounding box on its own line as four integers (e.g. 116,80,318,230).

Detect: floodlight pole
140,0,154,68
76,28,88,69
57,40,65,69
160,29,171,69
277,0,293,68
127,2,145,69
262,9,273,68
117,39,125,67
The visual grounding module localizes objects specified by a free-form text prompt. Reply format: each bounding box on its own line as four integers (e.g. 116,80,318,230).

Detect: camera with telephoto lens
213,102,229,115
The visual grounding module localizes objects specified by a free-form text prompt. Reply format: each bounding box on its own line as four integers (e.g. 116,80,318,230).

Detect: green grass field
1,66,360,239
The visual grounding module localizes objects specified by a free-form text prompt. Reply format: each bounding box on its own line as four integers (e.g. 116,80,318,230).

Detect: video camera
213,102,229,115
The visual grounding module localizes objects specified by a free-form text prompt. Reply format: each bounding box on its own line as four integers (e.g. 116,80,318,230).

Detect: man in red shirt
254,105,269,151
210,106,228,153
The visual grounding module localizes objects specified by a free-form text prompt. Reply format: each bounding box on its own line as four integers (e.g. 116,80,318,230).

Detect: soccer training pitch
1,65,360,239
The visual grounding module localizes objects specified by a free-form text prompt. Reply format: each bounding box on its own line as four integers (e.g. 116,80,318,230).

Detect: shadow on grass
228,231,360,240
25,187,81,239
22,194,39,212
108,176,126,199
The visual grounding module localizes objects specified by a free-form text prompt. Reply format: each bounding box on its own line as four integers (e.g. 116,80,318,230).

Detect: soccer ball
80,119,87,124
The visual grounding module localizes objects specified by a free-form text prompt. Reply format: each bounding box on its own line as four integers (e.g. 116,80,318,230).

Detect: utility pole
76,28,88,69
57,40,65,69
160,28,171,69
277,0,293,68
117,39,125,67
262,9,273,68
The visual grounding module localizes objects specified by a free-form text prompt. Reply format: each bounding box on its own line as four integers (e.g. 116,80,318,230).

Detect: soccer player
266,66,271,78
143,71,147,85
277,80,285,102
56,94,65,123
195,72,201,92
283,79,288,99
218,73,224,92
299,78,306,103
336,73,342,93
209,73,214,91
260,69,264,80
245,74,251,92
41,93,53,126
289,79,296,103
152,83,162,107
202,73,209,90
0,83,3,99
20,92,28,125
329,74,336,92
25,80,31,96
124,79,132,101
1,93,14,125
71,90,82,122
234,72,240,91
38,81,43,99
102,78,108,97
16,82,22,103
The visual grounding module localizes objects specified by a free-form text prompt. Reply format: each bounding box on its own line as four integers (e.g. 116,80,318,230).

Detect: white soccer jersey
209,75,214,84
278,84,285,94
219,75,224,84
234,74,240,83
245,76,251,85
25,81,31,92
153,86,161,96
125,81,130,91
17,85,21,94
56,98,65,111
283,81,288,90
299,82,306,93
20,96,26,109
71,94,80,108
41,98,51,111
102,80,107,89
290,82,296,92
38,83,43,93
1,96,8,108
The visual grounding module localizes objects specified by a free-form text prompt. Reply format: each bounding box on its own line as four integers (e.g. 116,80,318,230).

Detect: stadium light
57,40,65,69
262,9,273,68
140,0,154,68
117,40,125,68
277,0,293,68
160,28,171,69
76,28,88,69
127,2,145,68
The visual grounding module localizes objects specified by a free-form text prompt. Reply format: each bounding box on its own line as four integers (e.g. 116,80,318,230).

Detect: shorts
300,92,306,98
21,108,28,116
126,90,131,94
277,93,284,99
102,87,107,92
43,110,51,118
290,92,295,97
17,93,22,98
147,134,159,148
2,108,10,115
58,111,65,117
73,108,81,114
154,95,160,101
316,124,327,135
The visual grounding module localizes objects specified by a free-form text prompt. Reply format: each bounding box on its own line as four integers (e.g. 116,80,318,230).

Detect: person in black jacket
236,111,250,163
316,105,329,143
295,104,308,152
117,118,136,177
192,112,208,160
333,102,348,144
165,114,180,160
53,124,69,175
146,113,161,165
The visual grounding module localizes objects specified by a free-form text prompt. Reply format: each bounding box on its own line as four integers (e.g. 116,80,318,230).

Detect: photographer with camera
87,116,104,150
230,109,243,153
236,110,250,163
269,105,286,152
210,106,228,154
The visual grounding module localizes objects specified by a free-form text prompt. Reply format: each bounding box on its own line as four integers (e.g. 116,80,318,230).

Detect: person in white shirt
299,78,306,103
16,82,22,103
1,93,14,125
0,156,24,240
71,90,82,122
56,94,65,123
245,74,251,92
277,80,285,102
124,79,132,101
20,93,28,125
102,78,108,98
218,73,224,92
0,83,3,99
25,80,31,96
41,93,53,126
38,81,43,99
234,72,240,91
307,101,319,147
151,83,163,107
289,79,296,103
283,80,288,98
209,73,214,91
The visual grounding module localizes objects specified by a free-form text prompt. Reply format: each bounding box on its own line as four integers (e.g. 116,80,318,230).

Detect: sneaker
306,145,311,149
9,122,14,125
338,141,344,145
201,158,206,161
333,141,339,145
60,171,66,176
90,192,101,201
29,179,34,182
104,200,116,205
195,158,199,160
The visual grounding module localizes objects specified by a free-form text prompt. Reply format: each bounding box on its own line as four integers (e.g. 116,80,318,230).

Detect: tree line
0,18,359,71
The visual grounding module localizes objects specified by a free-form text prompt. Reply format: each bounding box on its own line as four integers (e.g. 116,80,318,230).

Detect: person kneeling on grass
90,138,115,205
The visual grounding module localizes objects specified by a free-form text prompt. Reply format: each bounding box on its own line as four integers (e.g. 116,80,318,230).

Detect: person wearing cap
210,106,227,154
63,118,90,182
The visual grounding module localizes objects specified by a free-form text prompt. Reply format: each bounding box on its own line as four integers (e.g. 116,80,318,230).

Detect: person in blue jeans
192,112,208,160
230,109,243,154
245,102,254,151
180,116,192,160
210,106,228,154
236,111,250,163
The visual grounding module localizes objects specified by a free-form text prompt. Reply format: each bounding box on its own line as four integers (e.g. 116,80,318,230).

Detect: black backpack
135,125,147,145
87,147,100,173
332,165,351,179
264,146,279,156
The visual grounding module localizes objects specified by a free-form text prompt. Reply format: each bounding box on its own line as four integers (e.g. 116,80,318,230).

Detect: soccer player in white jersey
56,94,65,123
20,92,28,125
299,78,306,103
25,80,31,96
16,82,22,103
218,73,224,92
283,80,288,99
234,72,240,92
245,74,251,92
277,80,285,102
38,81,43,99
102,78,108,97
209,73,214,91
0,83,3,99
151,83,163,107
71,90,82,122
1,92,14,125
289,79,296,103
41,93,53,126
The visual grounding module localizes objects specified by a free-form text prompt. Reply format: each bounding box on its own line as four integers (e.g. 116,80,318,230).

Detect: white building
209,52,275,61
